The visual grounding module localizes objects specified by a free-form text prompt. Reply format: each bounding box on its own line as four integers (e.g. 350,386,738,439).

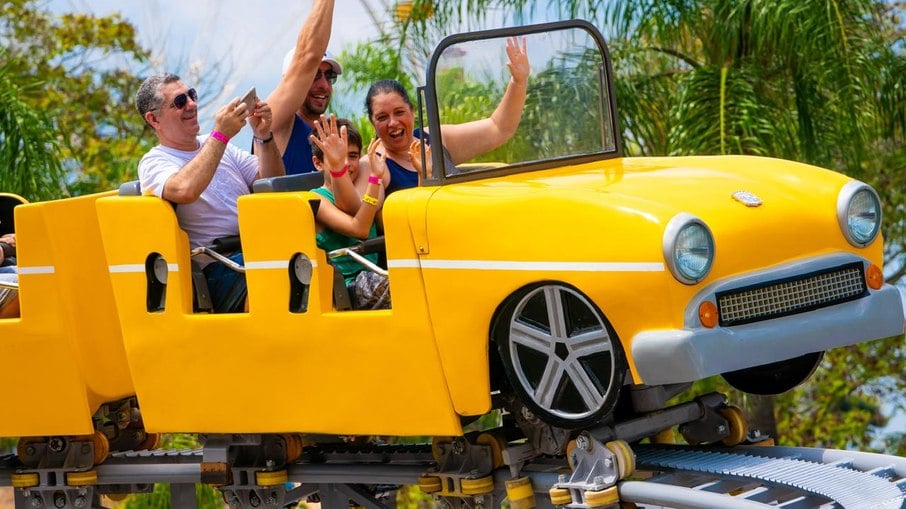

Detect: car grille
716,262,868,327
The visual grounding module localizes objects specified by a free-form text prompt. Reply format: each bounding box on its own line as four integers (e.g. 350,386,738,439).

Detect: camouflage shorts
353,271,391,309
0,272,17,309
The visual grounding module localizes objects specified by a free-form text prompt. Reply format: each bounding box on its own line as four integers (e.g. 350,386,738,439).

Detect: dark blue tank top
385,129,426,196
282,115,316,175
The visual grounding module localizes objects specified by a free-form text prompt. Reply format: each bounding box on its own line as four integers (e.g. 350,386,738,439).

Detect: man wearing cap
266,0,342,176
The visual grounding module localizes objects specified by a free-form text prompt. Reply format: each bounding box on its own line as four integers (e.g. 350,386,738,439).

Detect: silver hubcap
507,285,617,421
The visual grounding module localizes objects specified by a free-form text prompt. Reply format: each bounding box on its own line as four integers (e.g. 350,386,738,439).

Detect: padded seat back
118,180,142,196
253,172,324,193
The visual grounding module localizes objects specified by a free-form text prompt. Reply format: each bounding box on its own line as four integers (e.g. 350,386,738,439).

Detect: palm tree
0,51,67,201
604,0,891,171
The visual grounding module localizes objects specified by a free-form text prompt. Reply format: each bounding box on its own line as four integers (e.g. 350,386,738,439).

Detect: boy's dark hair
310,118,362,162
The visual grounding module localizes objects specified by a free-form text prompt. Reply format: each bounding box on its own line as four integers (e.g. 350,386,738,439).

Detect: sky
58,0,545,147
59,0,386,148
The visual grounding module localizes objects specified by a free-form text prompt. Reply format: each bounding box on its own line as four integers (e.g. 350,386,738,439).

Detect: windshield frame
419,19,622,186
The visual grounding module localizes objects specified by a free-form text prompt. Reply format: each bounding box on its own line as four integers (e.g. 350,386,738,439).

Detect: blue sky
59,1,542,147
59,0,384,147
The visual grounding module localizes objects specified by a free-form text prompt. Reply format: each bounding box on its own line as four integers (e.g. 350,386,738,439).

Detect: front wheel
721,351,824,395
496,283,625,429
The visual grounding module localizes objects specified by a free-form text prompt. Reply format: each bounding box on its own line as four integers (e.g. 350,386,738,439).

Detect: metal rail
2,442,905,508
629,444,906,508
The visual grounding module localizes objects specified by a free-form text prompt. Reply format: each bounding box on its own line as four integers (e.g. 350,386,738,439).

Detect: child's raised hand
310,114,348,173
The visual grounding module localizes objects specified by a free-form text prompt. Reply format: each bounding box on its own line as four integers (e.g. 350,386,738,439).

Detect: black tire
495,283,625,429
722,351,825,395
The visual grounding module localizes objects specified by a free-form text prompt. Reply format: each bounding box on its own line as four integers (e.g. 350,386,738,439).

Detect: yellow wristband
362,194,379,206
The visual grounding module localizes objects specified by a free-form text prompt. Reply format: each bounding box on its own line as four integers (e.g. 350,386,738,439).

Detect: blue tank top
282,115,316,175
385,129,426,196
385,158,420,196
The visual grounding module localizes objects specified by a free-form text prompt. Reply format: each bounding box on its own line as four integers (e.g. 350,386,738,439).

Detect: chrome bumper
631,255,905,386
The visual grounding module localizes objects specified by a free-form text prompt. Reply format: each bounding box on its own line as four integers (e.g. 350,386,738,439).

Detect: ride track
2,392,905,509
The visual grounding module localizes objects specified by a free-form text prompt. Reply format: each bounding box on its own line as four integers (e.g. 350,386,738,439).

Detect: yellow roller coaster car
2,21,902,442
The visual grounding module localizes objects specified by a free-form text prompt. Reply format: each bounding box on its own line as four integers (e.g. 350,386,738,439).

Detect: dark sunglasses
168,88,198,110
315,70,338,85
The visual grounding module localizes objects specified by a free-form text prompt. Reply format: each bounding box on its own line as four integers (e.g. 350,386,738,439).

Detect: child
0,233,18,318
309,115,389,309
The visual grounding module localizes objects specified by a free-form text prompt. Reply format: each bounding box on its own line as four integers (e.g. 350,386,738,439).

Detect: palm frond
0,51,67,200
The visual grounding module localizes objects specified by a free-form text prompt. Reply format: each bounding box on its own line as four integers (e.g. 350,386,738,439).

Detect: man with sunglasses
134,73,284,313
266,0,346,177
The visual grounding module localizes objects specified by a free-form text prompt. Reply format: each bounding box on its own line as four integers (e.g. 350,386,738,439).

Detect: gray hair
135,73,181,125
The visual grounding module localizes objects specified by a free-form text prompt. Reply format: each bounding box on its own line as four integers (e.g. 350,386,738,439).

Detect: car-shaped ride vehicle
3,21,903,454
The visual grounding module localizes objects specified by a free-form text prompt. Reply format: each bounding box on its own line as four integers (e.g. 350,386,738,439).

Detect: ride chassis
2,391,905,509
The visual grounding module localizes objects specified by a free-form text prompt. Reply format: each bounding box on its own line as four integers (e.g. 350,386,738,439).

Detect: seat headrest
118,180,142,196
252,172,324,193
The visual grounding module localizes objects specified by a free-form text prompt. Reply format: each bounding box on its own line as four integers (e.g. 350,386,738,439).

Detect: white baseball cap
282,49,343,76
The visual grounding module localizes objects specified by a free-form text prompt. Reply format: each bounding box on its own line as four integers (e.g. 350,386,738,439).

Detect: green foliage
0,436,16,454
395,484,434,508
0,0,153,196
335,39,417,135
119,434,223,509
0,52,67,201
599,0,885,172
339,40,417,102
775,337,906,452
119,482,223,509
516,50,612,161
336,40,420,145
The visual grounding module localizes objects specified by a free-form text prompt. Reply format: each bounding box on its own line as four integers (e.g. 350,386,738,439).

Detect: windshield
425,22,619,180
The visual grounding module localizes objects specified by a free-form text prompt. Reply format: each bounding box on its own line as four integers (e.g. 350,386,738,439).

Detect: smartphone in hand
239,86,258,109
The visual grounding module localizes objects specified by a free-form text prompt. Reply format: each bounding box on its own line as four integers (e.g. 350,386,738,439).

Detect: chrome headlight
663,213,714,285
837,181,881,247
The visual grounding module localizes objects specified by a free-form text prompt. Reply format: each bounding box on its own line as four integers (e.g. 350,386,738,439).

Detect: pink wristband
368,175,381,185
210,130,230,144
329,164,349,178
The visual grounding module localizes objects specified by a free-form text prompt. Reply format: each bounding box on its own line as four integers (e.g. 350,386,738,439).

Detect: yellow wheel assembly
67,470,98,486
461,475,494,495
605,440,635,479
565,439,578,470
11,473,39,488
719,406,748,446
255,469,288,487
88,431,110,465
282,433,304,463
135,432,161,451
505,476,536,509
476,431,506,469
549,487,572,506
417,475,442,494
584,486,619,507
